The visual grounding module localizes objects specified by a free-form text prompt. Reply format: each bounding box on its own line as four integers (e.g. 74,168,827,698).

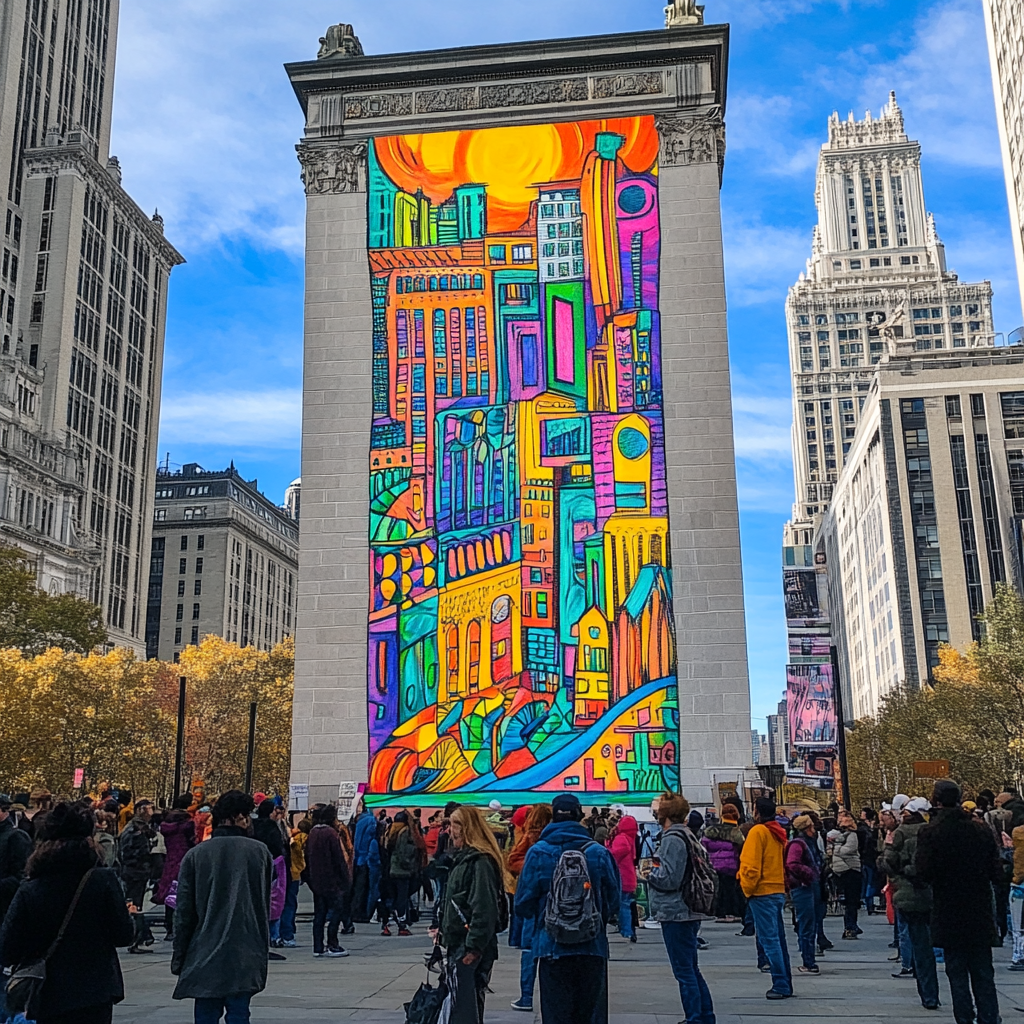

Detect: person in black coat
0,801,135,1024
916,779,1004,1024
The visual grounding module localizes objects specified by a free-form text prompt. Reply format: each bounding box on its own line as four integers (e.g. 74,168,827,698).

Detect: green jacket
387,826,419,879
882,820,932,914
440,846,500,957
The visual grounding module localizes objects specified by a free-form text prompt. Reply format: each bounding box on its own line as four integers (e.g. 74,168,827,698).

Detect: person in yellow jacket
1010,824,1024,969
279,817,311,948
738,797,792,1001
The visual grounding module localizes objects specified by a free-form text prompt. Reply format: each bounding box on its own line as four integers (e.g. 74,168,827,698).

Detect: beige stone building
984,0,1024,317
0,0,182,650
820,346,1024,719
144,464,298,662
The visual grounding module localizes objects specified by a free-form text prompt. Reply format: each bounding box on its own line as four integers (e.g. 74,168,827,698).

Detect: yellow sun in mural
375,116,659,232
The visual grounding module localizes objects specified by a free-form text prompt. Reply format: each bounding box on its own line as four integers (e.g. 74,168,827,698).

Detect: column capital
655,106,726,183
297,139,369,195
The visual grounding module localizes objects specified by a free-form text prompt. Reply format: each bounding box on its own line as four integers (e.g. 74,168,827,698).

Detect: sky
110,0,1023,731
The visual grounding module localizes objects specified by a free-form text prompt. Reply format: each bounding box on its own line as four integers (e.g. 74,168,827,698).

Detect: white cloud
722,216,809,307
727,93,820,177
159,389,301,449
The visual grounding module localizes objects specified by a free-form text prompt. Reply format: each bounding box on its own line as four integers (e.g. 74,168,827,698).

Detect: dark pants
661,920,716,1024
902,909,939,1007
280,879,300,941
714,872,743,919
123,878,154,946
790,885,818,968
351,863,370,921
838,870,862,932
312,890,344,953
943,944,1000,1024
194,995,252,1023
449,952,494,1024
38,1006,113,1024
538,955,606,1024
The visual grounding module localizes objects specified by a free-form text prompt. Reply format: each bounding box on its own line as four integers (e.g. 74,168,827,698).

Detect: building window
191,626,199,644
192,603,200,620
197,535,205,550
194,580,202,596
1001,392,1024,438
174,627,182,645
179,558,186,574
945,395,961,419
177,580,185,597
176,604,183,621
180,535,188,550
195,557,203,574
155,509,166,522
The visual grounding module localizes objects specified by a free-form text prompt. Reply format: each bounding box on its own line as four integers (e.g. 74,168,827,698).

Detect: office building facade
984,0,1024,317
145,463,298,662
0,0,182,649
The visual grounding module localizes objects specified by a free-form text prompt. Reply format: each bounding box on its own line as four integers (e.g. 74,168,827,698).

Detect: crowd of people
0,779,1019,1024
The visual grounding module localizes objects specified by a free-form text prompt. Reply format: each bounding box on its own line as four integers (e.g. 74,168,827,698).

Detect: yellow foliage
0,636,294,800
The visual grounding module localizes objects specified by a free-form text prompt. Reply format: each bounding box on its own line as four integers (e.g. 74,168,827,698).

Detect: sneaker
341,926,356,936
128,945,153,954
819,940,834,951
629,935,637,943
888,941,899,948
892,967,915,979
888,951,901,961
765,990,791,1000
841,930,858,940
696,937,709,950
280,939,297,948
798,965,820,974
327,946,349,957
759,965,771,973
736,929,755,937
381,925,392,937
510,1000,533,1012
268,951,287,961
398,928,412,937
1009,961,1024,972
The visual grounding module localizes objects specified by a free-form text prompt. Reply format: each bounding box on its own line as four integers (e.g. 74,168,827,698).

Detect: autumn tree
0,543,107,655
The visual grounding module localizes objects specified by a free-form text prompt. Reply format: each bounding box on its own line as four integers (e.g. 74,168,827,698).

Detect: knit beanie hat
792,814,813,832
721,804,740,823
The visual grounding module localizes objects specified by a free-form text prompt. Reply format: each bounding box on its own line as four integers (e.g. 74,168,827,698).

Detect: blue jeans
790,886,818,968
749,894,792,996
902,909,939,1008
194,995,252,1023
619,889,635,940
519,915,537,1004
280,879,300,942
897,910,914,970
661,920,716,1024
509,904,523,947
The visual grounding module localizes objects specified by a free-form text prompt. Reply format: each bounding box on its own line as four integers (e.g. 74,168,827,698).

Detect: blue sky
110,0,1022,729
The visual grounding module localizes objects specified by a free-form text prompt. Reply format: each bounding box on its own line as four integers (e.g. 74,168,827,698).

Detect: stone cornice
22,144,185,269
286,25,727,140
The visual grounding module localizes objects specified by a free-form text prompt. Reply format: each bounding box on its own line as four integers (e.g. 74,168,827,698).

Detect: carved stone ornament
298,141,368,195
655,107,725,179
665,0,705,28
318,23,364,59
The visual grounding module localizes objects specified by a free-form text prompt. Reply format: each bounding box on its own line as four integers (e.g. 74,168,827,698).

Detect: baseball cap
906,797,932,814
892,794,911,813
551,794,583,819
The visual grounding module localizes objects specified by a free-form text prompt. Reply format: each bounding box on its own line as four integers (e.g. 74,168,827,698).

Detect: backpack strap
44,868,94,961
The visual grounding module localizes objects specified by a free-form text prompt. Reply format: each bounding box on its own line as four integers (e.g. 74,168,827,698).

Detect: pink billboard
787,663,837,749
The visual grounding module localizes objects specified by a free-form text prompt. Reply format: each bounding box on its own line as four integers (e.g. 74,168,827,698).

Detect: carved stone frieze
479,78,589,108
592,72,664,99
655,107,726,179
344,93,413,120
298,141,368,195
416,87,479,114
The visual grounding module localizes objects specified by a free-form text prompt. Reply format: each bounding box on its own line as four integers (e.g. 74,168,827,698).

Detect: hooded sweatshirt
607,816,639,892
738,821,787,898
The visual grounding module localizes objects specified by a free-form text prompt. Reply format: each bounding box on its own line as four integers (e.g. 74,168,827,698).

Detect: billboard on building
783,568,823,625
363,117,679,804
787,663,837,749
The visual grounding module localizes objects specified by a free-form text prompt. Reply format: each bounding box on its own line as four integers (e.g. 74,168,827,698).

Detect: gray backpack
544,841,602,944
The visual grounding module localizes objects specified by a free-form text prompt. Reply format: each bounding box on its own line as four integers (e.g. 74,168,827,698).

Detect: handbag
404,945,448,1024
5,868,94,1019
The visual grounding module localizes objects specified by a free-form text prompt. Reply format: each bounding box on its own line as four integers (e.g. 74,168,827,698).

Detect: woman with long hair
439,805,505,1024
506,804,552,1011
382,809,418,935
0,802,134,1024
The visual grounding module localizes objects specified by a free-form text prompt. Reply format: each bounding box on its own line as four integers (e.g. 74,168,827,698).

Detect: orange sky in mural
375,115,659,233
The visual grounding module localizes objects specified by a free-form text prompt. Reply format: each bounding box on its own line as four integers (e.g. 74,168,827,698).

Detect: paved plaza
112,906,1024,1024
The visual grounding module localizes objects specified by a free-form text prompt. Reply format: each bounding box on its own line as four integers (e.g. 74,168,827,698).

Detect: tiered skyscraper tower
785,94,995,535
0,0,182,651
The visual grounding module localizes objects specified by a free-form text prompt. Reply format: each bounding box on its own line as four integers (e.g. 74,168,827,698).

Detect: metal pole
244,701,258,793
830,646,852,812
172,676,186,799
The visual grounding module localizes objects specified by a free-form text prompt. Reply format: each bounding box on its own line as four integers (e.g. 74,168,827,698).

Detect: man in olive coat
171,790,273,1023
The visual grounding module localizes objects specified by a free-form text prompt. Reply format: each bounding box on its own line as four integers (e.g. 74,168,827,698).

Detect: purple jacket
701,824,743,874
155,811,196,904
270,855,287,921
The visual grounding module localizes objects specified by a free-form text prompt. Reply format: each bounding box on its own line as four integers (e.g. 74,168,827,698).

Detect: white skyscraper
786,94,995,531
983,0,1024,319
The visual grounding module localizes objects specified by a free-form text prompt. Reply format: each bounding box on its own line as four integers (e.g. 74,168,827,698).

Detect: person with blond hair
438,805,505,1024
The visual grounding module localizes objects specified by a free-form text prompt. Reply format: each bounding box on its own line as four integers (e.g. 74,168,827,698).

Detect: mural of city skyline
364,116,679,803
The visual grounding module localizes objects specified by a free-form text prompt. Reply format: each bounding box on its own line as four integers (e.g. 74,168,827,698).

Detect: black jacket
0,865,134,1017
118,816,154,882
915,806,1003,948
253,817,285,860
0,816,33,924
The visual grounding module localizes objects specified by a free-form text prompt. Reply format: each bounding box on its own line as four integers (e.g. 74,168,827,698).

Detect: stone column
292,139,374,806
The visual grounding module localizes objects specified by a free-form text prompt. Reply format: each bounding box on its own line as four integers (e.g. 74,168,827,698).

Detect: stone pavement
113,908,1024,1024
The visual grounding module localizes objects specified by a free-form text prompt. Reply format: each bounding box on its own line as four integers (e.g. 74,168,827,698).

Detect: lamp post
244,701,258,793
172,676,186,799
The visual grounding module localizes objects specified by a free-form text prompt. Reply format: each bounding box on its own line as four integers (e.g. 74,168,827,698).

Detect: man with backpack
515,794,620,1024
646,791,717,1024
738,797,791,1000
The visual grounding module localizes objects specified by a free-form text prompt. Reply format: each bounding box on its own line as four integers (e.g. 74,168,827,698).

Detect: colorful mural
365,116,678,803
